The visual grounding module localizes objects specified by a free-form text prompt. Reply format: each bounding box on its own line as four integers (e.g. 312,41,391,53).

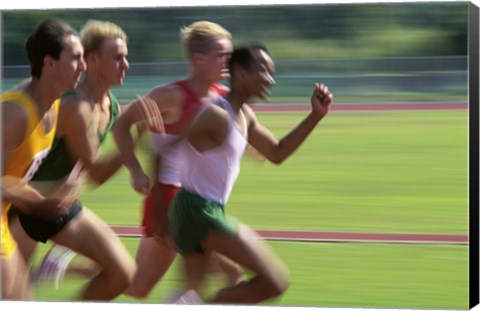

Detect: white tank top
149,81,226,186
150,132,182,187
179,98,248,204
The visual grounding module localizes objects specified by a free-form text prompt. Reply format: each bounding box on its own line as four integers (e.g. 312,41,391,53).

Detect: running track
111,101,470,246
111,226,468,245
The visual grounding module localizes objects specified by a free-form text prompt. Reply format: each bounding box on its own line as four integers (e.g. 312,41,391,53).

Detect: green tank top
32,90,120,181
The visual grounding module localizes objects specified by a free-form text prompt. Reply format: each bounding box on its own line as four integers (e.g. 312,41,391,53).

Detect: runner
167,43,333,304
8,19,159,300
1,18,85,300
119,20,244,300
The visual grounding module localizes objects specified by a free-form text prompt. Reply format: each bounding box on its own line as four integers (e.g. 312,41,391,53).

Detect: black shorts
17,202,83,243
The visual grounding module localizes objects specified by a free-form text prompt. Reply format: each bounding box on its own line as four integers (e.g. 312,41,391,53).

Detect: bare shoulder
208,103,230,118
147,83,185,107
57,91,92,135
188,104,229,146
1,101,29,128
241,104,258,127
241,104,256,117
204,104,230,133
194,103,228,127
1,101,29,149
60,91,90,116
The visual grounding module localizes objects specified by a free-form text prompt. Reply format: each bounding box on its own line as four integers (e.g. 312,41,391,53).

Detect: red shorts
141,183,180,238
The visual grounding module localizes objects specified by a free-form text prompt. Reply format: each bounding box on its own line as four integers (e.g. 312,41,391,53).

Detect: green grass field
29,109,469,309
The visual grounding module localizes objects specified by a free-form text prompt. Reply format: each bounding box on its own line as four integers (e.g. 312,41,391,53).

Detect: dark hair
25,19,78,78
228,43,269,77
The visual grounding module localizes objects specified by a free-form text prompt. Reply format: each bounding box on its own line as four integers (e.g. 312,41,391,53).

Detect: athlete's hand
135,95,165,133
310,83,333,119
2,175,73,219
130,169,151,195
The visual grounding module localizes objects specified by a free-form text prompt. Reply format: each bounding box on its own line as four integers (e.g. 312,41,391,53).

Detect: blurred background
0,3,471,308
1,1,469,104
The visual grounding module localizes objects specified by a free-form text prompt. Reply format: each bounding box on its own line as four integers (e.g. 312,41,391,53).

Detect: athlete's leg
207,252,244,286
125,183,179,298
183,251,212,292
124,236,177,298
1,249,33,299
51,207,136,300
64,257,99,278
8,210,37,263
201,224,290,304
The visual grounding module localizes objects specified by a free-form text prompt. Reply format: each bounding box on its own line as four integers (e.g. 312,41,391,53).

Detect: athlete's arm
59,94,132,185
186,105,229,152
60,95,102,169
247,83,333,164
112,85,181,194
1,102,70,218
87,104,148,185
2,175,72,219
1,102,28,171
112,88,171,194
85,152,125,185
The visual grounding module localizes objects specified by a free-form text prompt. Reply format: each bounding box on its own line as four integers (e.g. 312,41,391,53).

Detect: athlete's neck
226,89,248,113
25,78,60,114
79,72,110,103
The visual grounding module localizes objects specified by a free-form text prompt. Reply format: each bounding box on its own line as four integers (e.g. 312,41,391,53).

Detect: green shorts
168,188,239,254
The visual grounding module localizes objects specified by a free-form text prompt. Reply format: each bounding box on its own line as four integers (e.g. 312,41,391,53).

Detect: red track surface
111,226,468,245
110,102,470,246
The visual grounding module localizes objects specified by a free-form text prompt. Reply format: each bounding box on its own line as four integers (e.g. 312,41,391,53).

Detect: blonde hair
80,19,127,56
180,21,231,56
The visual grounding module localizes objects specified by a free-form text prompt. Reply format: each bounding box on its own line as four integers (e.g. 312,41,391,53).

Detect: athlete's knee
260,276,289,300
1,258,33,300
119,260,136,284
124,284,152,299
124,269,156,299
261,266,290,300
275,274,290,297
109,267,135,292
105,257,136,291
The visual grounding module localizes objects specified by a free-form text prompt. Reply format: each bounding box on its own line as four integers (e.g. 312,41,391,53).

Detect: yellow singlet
1,91,59,259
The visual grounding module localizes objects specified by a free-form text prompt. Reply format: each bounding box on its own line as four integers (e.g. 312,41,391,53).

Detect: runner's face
244,50,275,100
95,37,129,86
203,38,233,81
55,35,86,91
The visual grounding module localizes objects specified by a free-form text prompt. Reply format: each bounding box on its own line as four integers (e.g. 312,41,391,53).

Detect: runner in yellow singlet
1,19,85,300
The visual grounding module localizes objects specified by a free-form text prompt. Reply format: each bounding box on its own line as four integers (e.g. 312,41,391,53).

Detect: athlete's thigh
184,250,212,291
51,207,132,268
1,253,16,297
8,214,37,262
135,236,177,279
203,224,287,281
1,250,31,299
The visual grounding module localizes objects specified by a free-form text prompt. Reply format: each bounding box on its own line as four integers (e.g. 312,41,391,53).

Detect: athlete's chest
91,100,113,137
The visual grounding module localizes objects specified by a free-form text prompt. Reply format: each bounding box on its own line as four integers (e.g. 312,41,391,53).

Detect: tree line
2,2,468,66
